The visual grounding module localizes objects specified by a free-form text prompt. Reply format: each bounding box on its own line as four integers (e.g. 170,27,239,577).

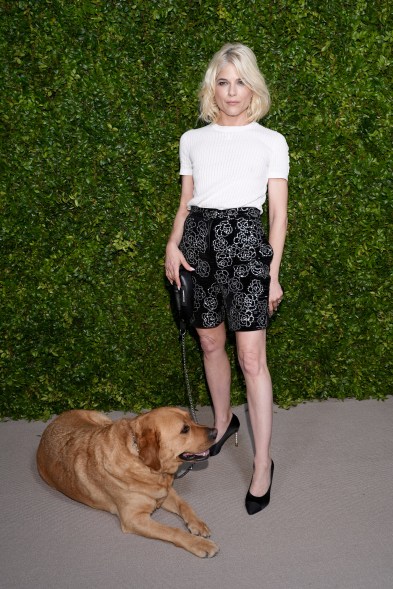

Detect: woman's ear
137,428,161,471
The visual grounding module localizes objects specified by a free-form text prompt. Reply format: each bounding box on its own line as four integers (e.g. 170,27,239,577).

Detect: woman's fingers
165,260,182,288
269,296,283,314
165,254,194,288
268,284,283,315
180,256,195,273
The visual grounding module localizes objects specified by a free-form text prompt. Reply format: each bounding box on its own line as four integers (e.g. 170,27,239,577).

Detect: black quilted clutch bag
173,266,194,324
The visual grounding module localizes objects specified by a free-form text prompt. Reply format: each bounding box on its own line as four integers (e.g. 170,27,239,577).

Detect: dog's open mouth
179,449,210,462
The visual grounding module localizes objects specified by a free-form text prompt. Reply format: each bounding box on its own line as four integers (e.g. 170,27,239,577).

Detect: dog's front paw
191,537,219,558
187,518,211,537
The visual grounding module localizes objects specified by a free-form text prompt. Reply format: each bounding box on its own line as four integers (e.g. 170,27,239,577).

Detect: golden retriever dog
36,407,219,557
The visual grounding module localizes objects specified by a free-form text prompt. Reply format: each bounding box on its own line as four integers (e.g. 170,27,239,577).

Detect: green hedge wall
1,0,391,419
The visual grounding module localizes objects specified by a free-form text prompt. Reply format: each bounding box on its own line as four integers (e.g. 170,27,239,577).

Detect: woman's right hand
165,241,195,289
165,176,195,288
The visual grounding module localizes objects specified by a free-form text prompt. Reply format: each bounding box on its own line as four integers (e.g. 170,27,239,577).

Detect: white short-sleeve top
179,122,289,212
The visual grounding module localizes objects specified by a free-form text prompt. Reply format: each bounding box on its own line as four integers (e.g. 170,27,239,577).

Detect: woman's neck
215,112,251,126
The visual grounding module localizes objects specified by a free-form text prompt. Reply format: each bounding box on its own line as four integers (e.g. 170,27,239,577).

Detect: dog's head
134,408,217,474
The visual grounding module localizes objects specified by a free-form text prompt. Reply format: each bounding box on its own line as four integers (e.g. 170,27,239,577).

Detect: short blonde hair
199,43,271,123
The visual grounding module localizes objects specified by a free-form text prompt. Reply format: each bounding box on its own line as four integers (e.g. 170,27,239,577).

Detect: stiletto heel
245,460,274,515
209,414,240,457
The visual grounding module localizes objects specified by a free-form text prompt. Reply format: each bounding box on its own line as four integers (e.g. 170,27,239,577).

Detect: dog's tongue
179,449,210,462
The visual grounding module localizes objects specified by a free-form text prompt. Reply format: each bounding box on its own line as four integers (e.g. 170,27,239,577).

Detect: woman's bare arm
267,178,288,314
165,175,195,288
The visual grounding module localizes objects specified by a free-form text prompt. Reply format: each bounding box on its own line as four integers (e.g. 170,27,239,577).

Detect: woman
165,43,289,515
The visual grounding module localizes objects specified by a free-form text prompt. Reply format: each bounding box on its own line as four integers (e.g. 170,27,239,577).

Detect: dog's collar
131,434,139,455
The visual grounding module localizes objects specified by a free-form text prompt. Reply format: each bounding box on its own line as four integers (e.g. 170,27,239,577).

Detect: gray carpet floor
1,397,392,589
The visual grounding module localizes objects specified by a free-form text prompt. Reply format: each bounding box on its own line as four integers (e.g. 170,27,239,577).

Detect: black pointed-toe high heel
209,414,240,457
245,460,274,515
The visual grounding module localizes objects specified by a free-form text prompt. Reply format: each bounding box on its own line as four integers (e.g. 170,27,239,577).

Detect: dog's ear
137,428,161,471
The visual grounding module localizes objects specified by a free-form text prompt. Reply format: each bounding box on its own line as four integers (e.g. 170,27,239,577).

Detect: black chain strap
175,324,197,479
180,328,198,424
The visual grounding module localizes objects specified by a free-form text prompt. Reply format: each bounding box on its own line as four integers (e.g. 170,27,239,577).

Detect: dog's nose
208,428,218,441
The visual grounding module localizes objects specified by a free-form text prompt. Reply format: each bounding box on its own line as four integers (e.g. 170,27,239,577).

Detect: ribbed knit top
179,122,289,212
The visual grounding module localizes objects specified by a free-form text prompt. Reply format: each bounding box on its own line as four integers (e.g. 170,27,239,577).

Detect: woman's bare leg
196,323,232,441
236,329,273,496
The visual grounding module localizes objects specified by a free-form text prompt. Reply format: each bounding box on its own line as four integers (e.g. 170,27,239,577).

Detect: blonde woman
165,43,289,514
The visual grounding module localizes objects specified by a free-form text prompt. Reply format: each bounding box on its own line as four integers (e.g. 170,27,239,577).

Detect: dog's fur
36,407,219,557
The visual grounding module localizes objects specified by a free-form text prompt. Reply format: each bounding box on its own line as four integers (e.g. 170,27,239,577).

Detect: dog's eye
181,425,190,434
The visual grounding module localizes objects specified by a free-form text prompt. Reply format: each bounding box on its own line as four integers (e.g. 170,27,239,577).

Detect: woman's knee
237,347,268,379
197,325,226,356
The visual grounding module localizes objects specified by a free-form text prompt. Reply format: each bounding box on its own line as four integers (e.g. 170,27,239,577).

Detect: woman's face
214,62,253,126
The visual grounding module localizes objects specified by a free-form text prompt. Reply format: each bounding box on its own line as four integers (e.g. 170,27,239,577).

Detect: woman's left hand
269,279,284,316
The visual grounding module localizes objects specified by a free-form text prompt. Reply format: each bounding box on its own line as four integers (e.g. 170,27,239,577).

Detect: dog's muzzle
178,427,218,462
